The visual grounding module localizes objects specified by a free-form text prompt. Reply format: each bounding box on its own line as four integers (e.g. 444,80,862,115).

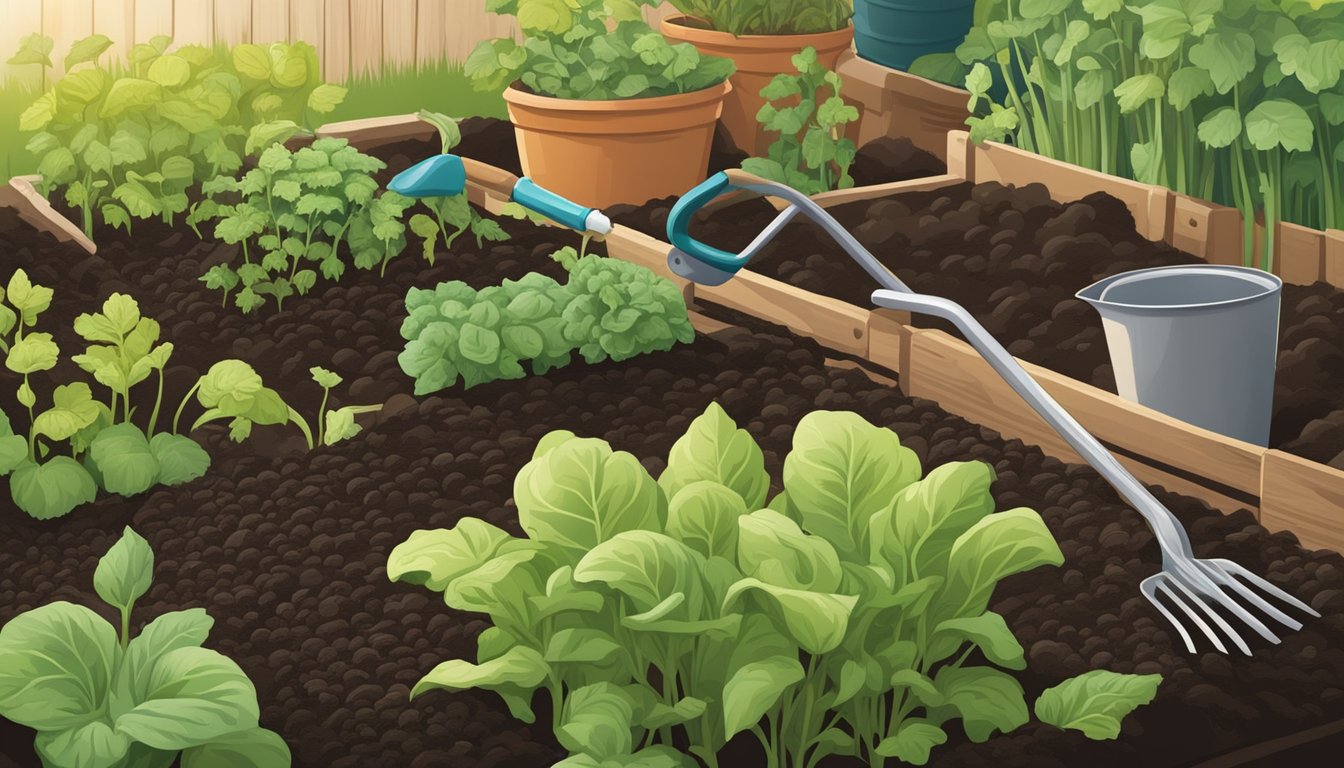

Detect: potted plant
853,0,976,71
465,0,734,208
661,1,854,155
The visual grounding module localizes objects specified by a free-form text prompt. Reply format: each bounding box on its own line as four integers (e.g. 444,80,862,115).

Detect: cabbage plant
389,403,1160,766
0,527,290,768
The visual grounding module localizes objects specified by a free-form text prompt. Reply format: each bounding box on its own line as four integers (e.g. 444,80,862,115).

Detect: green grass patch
1,78,41,180
326,59,506,125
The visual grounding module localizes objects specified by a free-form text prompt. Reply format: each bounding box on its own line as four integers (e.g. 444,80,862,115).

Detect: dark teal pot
853,0,976,71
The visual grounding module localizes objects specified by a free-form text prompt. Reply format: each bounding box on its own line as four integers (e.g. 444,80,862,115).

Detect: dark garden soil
609,173,1344,470
1,129,1343,768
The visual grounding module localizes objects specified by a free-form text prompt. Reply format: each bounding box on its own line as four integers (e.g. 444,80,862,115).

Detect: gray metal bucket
1077,265,1282,446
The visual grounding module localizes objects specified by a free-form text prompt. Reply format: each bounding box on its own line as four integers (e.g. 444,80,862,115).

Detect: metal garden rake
663,168,1320,655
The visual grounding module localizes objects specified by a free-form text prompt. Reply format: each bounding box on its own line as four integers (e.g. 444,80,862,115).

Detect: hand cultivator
666,169,1320,655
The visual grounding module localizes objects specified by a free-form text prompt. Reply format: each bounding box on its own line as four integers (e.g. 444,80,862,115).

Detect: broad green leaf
543,628,620,664
113,609,213,706
1167,67,1213,110
722,655,804,738
1034,670,1161,740
556,682,634,761
736,509,843,592
7,269,54,324
1188,31,1256,94
11,458,98,519
783,410,920,559
665,481,747,560
659,402,769,510
1245,99,1314,152
0,602,117,729
515,436,664,557
722,577,856,654
934,665,1029,742
873,460,995,585
411,645,549,699
89,424,161,496
387,519,519,592
56,68,109,105
574,531,713,621
931,612,1026,670
459,324,501,365
35,720,131,768
100,78,162,118
1113,74,1165,114
180,727,290,768
1198,107,1243,148
307,84,347,114
147,54,191,87
944,508,1063,618
874,719,947,765
195,360,265,417
231,44,272,80
19,92,57,131
309,366,341,388
113,647,261,751
93,526,154,612
33,382,101,441
245,120,301,157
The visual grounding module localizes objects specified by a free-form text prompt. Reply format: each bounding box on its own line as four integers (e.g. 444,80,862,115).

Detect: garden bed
3,109,1344,767
3,194,1344,766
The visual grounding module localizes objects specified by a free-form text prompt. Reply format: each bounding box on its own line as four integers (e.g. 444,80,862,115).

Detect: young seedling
308,366,382,448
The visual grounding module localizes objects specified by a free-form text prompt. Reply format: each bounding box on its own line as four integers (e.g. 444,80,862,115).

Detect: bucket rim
1076,264,1282,311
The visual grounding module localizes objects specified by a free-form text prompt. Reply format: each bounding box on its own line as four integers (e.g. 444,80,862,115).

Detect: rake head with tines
664,168,1321,654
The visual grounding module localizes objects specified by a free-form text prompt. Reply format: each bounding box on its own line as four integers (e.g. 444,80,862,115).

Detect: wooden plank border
1261,451,1344,553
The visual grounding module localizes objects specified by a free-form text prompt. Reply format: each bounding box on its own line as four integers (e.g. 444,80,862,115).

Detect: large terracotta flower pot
502,82,731,209
660,15,854,157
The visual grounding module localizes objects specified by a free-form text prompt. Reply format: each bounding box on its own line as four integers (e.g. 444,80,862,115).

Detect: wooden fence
1,0,678,88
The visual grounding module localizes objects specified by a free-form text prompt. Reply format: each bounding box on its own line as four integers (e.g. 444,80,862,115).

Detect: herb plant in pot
465,0,734,209
661,0,854,155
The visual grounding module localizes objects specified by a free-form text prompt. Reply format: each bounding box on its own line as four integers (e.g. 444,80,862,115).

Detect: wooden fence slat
252,0,290,44
906,328,1267,502
348,0,382,78
415,0,446,67
1,0,45,91
172,0,212,45
324,0,351,83
290,0,325,63
382,0,416,70
213,1,253,47
42,0,93,78
93,0,134,66
1261,450,1344,552
136,0,175,44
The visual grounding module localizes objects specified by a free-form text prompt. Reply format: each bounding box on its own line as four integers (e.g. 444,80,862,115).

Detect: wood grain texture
135,0,175,43
697,269,869,357
3,175,97,254
602,225,688,288
348,0,382,76
324,0,351,82
1261,450,1344,553
1170,194,1242,266
172,0,213,45
865,309,913,386
906,328,1267,499
251,0,290,43
414,0,445,67
213,0,253,46
42,0,92,78
315,113,435,150
93,0,134,66
382,0,416,68
1277,222,1326,285
1328,230,1344,288
290,0,325,62
945,130,973,180
2,0,46,90
837,52,967,161
813,174,963,208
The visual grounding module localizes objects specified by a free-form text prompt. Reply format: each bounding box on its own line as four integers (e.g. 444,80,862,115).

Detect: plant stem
171,380,202,434
147,367,165,436
316,385,330,447
288,406,315,451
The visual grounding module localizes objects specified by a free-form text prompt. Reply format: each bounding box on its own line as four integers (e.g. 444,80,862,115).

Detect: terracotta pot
660,15,855,156
503,82,731,209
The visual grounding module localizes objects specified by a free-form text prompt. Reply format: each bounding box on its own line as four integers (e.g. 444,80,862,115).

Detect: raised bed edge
0,175,96,255
944,129,1344,288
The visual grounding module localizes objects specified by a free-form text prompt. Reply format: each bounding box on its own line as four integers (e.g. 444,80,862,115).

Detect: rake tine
1142,575,1197,653
1209,558,1321,618
1198,561,1300,634
1167,576,1252,655
1155,579,1229,654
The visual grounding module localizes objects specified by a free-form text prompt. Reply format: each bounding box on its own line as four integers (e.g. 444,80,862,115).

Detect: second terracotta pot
660,15,855,157
503,82,731,209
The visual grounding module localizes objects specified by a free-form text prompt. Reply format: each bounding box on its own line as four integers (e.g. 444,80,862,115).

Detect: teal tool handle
512,178,599,232
666,172,744,273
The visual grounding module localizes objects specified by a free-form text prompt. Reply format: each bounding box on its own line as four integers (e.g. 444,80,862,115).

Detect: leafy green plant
398,249,694,394
743,47,859,195
957,0,1344,272
192,138,395,313
388,403,1160,767
0,526,291,768
668,0,852,36
466,0,734,100
305,367,382,449
398,110,510,267
11,34,347,241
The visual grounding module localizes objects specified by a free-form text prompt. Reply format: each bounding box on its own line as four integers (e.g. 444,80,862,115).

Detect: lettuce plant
398,249,694,394
466,0,734,100
10,34,346,241
192,138,392,313
0,527,290,768
668,0,851,35
743,47,859,195
388,403,1160,767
